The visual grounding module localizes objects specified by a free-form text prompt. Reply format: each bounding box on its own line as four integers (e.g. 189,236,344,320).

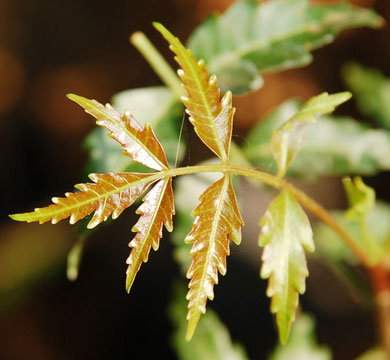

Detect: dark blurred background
0,0,389,359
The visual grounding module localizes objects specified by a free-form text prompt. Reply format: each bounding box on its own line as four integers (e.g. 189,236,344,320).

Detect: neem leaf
259,189,314,344
68,94,169,171
244,99,390,178
126,178,175,292
342,62,390,130
10,172,156,228
112,86,186,167
188,0,383,93
154,23,234,162
268,314,331,360
185,175,244,340
271,92,351,178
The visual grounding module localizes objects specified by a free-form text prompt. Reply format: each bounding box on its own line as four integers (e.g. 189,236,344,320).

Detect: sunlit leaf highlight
10,172,157,229
67,94,169,171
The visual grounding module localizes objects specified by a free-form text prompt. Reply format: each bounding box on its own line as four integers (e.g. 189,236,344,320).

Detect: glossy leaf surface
185,175,244,340
10,172,156,228
155,23,234,162
112,86,186,167
188,0,383,93
68,94,169,171
342,62,390,130
244,99,390,179
126,178,175,292
271,92,351,177
259,189,314,344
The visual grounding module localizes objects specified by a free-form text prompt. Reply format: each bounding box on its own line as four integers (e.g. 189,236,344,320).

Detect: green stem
130,31,184,98
161,164,371,267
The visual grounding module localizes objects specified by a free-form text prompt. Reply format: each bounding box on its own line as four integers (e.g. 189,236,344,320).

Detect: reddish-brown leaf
10,172,157,228
184,174,244,340
154,23,235,162
67,94,169,171
126,178,175,292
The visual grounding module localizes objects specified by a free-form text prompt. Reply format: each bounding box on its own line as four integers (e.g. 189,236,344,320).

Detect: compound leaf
271,92,351,177
259,189,314,344
185,175,244,340
126,178,175,292
188,0,383,93
154,23,234,162
68,94,169,171
10,172,157,229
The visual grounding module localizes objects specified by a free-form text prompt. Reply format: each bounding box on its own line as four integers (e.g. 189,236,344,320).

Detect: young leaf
67,94,169,171
271,92,351,177
188,0,383,93
259,189,314,344
244,99,390,179
343,176,375,220
342,62,390,130
126,178,175,292
112,86,186,167
185,175,244,340
10,172,157,228
154,23,234,162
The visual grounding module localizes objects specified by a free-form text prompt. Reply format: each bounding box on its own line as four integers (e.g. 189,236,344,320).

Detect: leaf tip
186,312,201,341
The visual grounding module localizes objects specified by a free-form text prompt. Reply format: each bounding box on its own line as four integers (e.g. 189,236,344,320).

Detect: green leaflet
268,314,331,360
188,0,383,93
342,62,390,130
169,282,249,360
259,189,314,344
270,92,351,178
244,99,390,179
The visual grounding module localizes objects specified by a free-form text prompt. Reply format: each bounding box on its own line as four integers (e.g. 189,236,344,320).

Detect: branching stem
157,164,372,267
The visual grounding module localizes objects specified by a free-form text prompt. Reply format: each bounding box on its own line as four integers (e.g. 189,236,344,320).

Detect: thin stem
369,265,390,356
130,31,184,98
163,164,371,267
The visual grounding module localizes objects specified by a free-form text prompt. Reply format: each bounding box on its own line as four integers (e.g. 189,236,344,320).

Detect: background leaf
342,62,390,130
259,189,314,344
188,0,383,93
169,281,249,360
268,313,331,360
314,201,390,269
244,99,390,179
